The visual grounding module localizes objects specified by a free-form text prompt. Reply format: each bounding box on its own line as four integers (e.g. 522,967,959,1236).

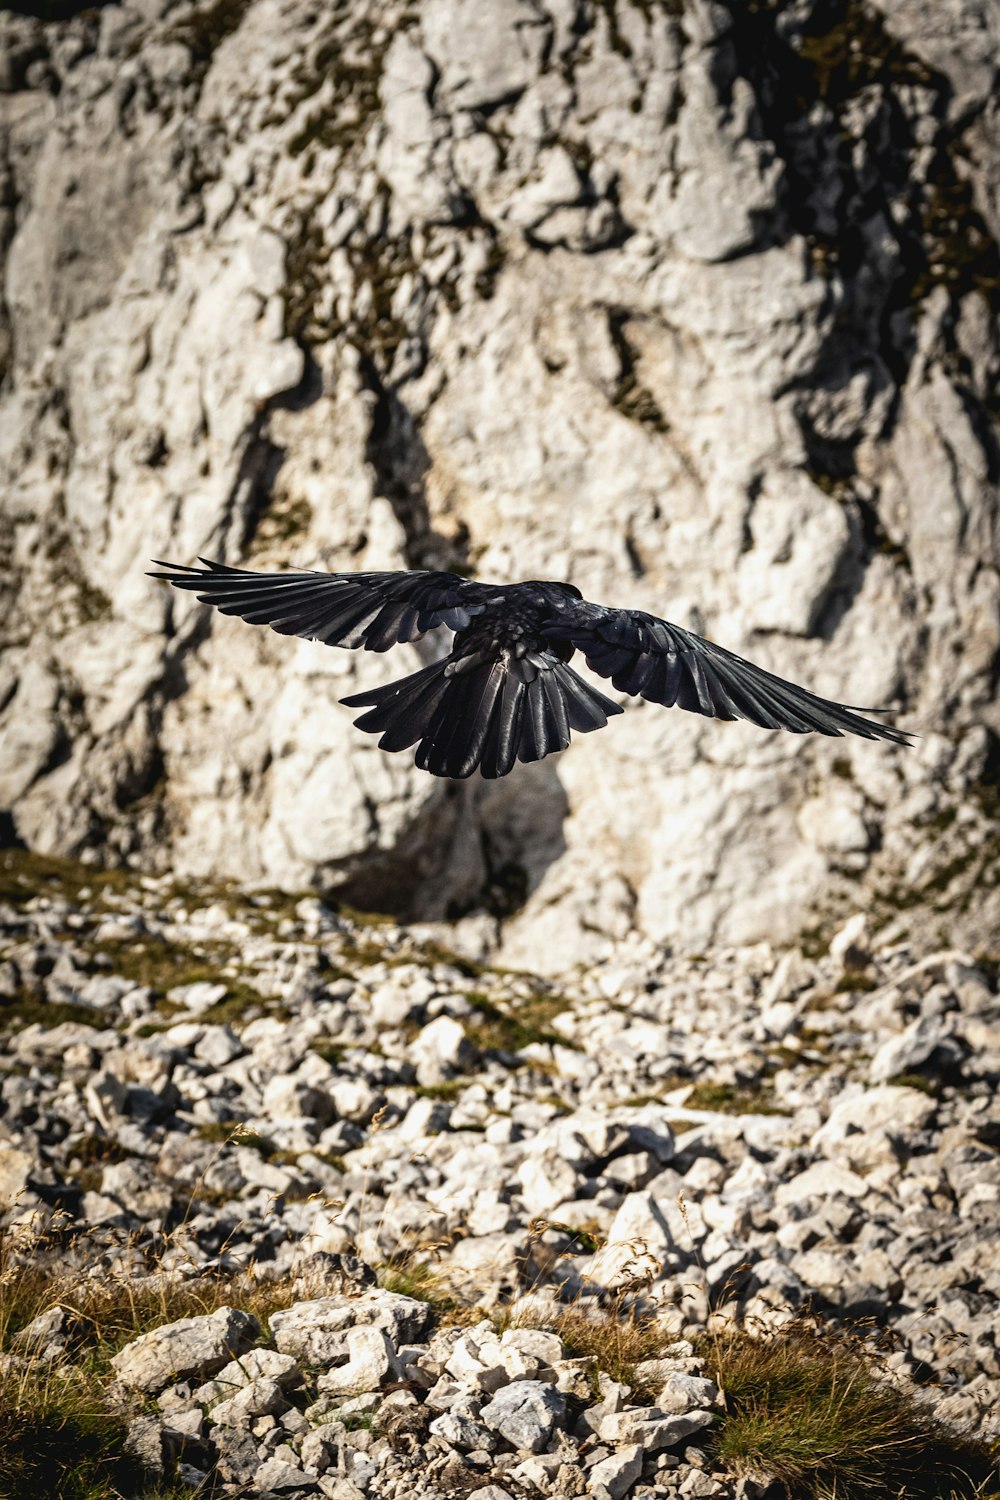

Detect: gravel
2,869,999,1495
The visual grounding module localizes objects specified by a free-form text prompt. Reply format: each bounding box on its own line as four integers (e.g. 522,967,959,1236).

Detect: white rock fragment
194,1347,300,1405
774,1161,871,1206
656,1373,721,1413
317,1326,404,1397
84,1073,128,1130
111,1308,259,1394
428,1411,498,1451
589,1442,644,1500
869,1015,961,1083
0,1145,33,1209
596,1406,715,1448
412,1015,477,1085
480,1379,566,1453
209,1374,287,1426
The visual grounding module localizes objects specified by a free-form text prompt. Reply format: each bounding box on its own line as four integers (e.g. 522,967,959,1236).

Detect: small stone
398,1096,453,1141
500,1326,564,1376
480,1379,566,1453
194,1025,243,1066
412,1015,478,1085
123,1415,172,1471
445,1323,508,1391
194,1347,300,1404
830,913,870,970
176,1463,209,1488
263,1072,336,1125
171,980,227,1014
0,1145,34,1209
812,1085,936,1153
318,1479,367,1500
164,1408,204,1441
869,1015,964,1084
678,1472,726,1497
596,1408,715,1448
317,1325,403,1396
270,1292,430,1363
84,1072,128,1130
517,1152,581,1216
254,1454,314,1491
589,1442,644,1499
774,1161,870,1206
214,1427,260,1485
209,1375,287,1426
656,1374,720,1413
300,1424,341,1473
429,1411,498,1451
13,1303,66,1351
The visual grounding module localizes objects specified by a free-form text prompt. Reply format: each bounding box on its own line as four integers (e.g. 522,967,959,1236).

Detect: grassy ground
703,1321,1000,1499
0,1227,303,1500
2,1227,999,1498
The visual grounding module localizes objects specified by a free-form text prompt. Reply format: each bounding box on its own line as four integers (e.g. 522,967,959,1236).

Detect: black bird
149,559,910,778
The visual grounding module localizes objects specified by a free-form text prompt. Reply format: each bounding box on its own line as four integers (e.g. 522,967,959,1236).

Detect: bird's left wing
148,559,496,652
545,600,911,744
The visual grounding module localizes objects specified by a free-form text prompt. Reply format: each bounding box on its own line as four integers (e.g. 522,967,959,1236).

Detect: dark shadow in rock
327,758,571,925
5,0,118,18
361,356,474,576
0,809,26,849
722,0,1000,617
468,759,571,919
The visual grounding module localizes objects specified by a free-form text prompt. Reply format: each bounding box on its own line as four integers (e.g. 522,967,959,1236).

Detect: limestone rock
111,1307,259,1393
588,1443,644,1500
869,1015,966,1083
1,0,998,965
480,1379,566,1453
317,1325,404,1397
0,1145,33,1209
269,1291,431,1364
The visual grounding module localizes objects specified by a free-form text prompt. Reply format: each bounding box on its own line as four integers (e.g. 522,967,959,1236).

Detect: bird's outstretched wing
546,601,911,745
147,558,496,651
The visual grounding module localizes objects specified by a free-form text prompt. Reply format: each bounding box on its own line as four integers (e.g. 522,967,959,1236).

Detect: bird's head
526,580,582,601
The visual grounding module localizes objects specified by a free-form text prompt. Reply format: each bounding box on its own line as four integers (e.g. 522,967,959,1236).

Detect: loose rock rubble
2,856,999,1495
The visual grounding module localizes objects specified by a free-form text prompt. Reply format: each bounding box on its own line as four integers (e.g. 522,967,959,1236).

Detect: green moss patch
464,990,575,1056
684,1080,790,1116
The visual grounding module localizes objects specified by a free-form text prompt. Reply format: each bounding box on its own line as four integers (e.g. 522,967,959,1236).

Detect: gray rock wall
1,0,998,969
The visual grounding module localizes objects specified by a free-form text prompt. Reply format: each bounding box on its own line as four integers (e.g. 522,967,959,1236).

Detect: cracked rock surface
0,0,999,962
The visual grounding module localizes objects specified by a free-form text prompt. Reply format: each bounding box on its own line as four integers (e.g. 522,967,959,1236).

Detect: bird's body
150,559,910,777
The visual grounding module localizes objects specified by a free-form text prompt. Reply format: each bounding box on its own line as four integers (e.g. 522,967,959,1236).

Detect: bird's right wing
546,601,911,745
148,559,496,651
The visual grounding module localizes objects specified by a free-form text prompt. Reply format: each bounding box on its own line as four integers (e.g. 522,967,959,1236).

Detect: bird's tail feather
341,656,622,778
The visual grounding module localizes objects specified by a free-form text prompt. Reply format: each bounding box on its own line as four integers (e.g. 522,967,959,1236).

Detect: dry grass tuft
0,1361,145,1500
377,1255,462,1319
551,1302,674,1393
704,1322,1000,1499
502,1295,677,1395
0,1224,308,1499
1,1229,301,1362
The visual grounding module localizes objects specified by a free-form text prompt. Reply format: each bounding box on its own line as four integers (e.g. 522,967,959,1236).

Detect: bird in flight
150,559,910,779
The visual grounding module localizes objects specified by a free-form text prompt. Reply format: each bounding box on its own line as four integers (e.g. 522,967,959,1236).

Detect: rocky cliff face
1,0,998,970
